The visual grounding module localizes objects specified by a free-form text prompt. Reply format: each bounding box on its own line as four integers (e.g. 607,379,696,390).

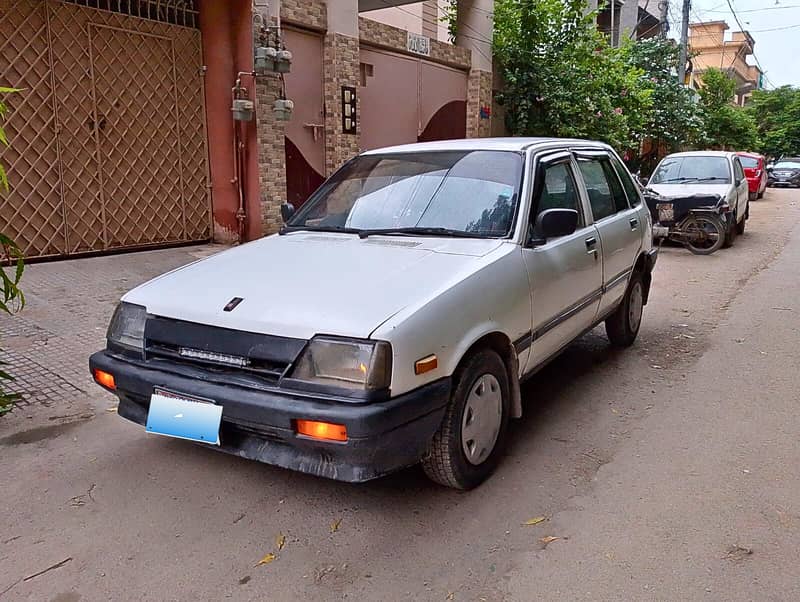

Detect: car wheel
606,271,645,347
422,349,510,490
757,190,764,199
723,214,737,248
749,192,757,202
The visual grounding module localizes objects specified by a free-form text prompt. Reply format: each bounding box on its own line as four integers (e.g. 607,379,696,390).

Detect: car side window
533,162,584,230
610,156,642,207
577,158,628,221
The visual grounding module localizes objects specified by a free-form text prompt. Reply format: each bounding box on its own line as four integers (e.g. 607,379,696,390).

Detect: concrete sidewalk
0,245,222,434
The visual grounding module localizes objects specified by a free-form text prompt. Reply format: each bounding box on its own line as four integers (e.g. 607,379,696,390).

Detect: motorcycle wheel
682,214,726,255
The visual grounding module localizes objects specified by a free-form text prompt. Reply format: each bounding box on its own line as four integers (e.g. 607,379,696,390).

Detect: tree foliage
747,86,800,159
0,87,24,415
621,37,704,151
494,0,652,151
698,68,758,151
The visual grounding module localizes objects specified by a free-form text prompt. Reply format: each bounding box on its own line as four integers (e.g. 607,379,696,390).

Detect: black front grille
144,316,307,385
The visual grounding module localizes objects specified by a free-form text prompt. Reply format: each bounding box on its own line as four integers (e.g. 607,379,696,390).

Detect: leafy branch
0,86,24,414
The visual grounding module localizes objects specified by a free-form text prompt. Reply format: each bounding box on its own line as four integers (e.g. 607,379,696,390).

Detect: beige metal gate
0,0,210,258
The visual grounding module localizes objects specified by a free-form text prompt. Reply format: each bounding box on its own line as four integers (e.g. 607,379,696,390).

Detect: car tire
606,271,645,348
723,215,737,248
757,190,764,199
422,349,510,490
749,192,757,202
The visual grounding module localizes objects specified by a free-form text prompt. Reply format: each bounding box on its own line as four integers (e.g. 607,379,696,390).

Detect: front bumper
90,351,451,482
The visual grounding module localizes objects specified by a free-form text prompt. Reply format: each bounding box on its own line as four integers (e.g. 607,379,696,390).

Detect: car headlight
289,337,392,392
107,302,147,354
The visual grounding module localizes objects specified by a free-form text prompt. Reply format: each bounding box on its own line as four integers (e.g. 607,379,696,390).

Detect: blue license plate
146,389,222,445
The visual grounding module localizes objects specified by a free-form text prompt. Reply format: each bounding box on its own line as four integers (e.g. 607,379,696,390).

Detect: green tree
747,86,800,159
698,68,758,151
494,0,652,151
0,87,25,414
621,37,704,152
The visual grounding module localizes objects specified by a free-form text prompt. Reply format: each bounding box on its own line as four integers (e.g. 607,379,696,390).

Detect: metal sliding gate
0,0,211,258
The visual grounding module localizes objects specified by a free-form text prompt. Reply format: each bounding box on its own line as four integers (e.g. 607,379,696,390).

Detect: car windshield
286,151,524,238
774,161,800,170
738,156,759,169
650,156,731,184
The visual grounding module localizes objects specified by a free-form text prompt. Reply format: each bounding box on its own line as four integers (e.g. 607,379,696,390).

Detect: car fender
372,245,531,400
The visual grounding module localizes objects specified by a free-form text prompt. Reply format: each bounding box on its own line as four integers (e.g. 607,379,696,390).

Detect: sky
673,0,800,88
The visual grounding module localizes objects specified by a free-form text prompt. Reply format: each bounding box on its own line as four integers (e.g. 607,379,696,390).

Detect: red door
283,28,325,209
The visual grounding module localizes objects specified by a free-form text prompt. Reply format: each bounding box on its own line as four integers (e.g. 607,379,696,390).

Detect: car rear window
738,156,759,169
650,156,731,184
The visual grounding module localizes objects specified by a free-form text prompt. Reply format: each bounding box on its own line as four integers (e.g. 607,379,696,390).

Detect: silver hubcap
629,281,643,332
461,374,503,466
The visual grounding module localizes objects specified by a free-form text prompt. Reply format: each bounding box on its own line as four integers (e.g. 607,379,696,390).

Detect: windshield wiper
357,227,492,239
279,225,361,236
656,177,698,183
694,177,727,182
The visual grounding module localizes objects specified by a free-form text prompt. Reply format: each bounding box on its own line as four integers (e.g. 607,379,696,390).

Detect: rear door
575,152,643,317
521,152,603,373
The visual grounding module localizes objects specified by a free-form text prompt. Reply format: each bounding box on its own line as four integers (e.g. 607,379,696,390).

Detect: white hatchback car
648,151,750,244
90,138,657,489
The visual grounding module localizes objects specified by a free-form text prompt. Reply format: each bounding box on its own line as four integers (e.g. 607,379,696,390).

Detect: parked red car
736,152,768,201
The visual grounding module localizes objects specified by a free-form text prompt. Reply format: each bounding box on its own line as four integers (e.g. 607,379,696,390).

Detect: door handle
585,237,598,257
629,218,639,230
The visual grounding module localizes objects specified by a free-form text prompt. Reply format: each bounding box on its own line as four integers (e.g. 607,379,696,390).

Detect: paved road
2,189,800,601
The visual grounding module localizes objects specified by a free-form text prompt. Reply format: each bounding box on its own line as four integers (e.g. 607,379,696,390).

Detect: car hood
647,183,730,198
124,232,508,340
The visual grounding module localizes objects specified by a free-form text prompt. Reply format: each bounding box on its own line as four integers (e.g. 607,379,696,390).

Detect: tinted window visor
650,156,732,184
286,151,524,238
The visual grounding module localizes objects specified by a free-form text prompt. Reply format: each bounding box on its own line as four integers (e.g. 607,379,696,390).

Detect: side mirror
530,209,578,245
280,202,295,223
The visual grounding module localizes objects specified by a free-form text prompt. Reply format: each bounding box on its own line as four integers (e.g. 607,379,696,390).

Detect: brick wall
466,69,493,138
281,0,327,30
323,33,360,175
358,16,471,70
255,75,287,234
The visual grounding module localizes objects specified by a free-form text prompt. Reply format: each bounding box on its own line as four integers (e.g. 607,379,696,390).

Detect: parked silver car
90,138,657,489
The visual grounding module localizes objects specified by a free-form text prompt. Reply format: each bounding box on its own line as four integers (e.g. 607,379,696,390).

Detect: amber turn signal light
93,369,116,390
295,419,347,442
414,354,438,375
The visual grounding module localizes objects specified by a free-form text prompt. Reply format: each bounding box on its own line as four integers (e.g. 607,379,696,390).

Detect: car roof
736,151,762,159
360,137,612,155
662,150,735,159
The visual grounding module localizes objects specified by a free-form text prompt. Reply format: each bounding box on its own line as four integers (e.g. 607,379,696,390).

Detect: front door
575,152,642,317
283,28,325,209
522,154,604,373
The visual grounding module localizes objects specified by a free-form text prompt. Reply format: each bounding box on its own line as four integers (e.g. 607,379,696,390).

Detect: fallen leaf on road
330,518,342,533
772,307,794,312
276,533,286,550
106,407,118,413
651,365,662,369
446,593,454,600
254,553,276,567
540,536,560,547
725,545,753,561
523,517,546,526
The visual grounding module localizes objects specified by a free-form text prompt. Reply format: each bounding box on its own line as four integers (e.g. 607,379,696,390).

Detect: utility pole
658,0,670,38
677,0,691,85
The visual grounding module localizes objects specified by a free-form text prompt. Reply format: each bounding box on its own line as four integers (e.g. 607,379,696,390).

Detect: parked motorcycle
643,190,729,255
